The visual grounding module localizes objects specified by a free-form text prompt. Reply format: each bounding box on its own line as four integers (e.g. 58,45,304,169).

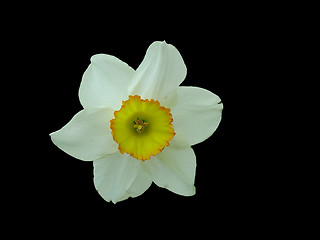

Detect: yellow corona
110,95,175,161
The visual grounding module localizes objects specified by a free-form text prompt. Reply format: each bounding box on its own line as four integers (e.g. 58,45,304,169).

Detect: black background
13,4,274,236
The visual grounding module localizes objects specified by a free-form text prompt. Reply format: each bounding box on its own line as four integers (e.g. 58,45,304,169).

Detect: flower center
110,95,175,161
133,119,148,134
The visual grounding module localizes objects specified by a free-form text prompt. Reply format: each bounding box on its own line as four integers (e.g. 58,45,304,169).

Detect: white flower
50,41,223,203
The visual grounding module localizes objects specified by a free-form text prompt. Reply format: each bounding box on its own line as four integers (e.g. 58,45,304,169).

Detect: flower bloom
50,41,223,203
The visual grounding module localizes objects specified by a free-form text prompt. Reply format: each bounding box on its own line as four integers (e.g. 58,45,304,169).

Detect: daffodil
50,41,223,203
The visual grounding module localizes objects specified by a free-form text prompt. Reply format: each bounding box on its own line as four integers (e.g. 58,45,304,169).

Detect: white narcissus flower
50,41,223,203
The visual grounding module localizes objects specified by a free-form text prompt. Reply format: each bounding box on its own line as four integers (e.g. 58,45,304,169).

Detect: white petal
79,54,135,110
50,107,118,161
93,153,152,203
142,141,196,196
171,86,223,146
128,41,186,104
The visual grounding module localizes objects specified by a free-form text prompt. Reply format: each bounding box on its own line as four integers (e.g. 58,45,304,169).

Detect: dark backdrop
18,5,268,236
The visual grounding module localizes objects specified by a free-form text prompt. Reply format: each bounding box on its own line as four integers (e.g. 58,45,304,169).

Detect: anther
133,119,148,134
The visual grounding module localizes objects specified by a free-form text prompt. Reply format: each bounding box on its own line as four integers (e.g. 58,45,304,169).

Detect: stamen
133,119,149,134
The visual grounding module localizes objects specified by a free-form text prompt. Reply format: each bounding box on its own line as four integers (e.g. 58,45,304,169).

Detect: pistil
133,119,148,134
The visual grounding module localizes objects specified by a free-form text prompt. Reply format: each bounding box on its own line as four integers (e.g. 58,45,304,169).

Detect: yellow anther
133,119,148,133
